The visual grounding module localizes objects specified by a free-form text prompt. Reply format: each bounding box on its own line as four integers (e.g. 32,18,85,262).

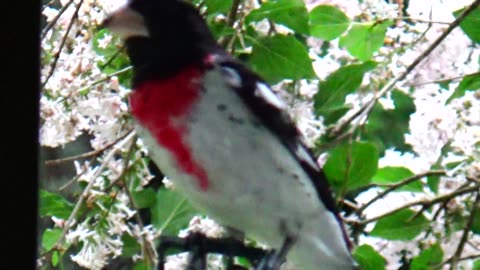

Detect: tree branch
41,0,76,39
405,71,480,87
110,135,158,266
448,191,480,270
354,170,447,215
392,17,452,25
45,129,134,165
99,45,126,70
219,0,242,48
357,184,479,225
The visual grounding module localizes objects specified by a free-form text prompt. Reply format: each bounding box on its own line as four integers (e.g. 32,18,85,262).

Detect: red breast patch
129,65,209,191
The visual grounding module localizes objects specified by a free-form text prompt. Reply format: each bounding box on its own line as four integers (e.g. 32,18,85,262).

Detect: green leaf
472,209,480,235
132,188,157,209
39,189,74,219
473,260,480,270
410,243,443,270
370,209,430,240
361,90,415,154
314,61,377,124
246,0,309,34
309,5,350,40
93,29,119,58
133,261,150,270
248,35,315,83
205,0,233,14
42,228,62,251
151,188,198,236
446,73,480,104
339,20,393,61
353,244,386,270
323,141,379,192
453,7,480,43
427,174,440,194
372,166,414,183
92,28,132,86
121,234,141,257
52,250,60,267
372,166,422,192
449,209,467,234
426,145,449,194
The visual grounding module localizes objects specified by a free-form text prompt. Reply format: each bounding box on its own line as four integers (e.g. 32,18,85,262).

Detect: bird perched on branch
103,0,357,269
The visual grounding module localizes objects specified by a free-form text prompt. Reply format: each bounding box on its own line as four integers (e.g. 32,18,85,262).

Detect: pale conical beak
101,6,150,39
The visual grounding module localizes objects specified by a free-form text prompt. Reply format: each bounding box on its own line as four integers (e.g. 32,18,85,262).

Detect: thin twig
59,173,83,191
99,45,126,70
316,128,355,153
327,100,371,139
357,184,479,225
226,0,241,28
392,16,451,25
219,0,242,49
448,191,480,270
41,0,58,11
105,135,156,266
124,187,157,266
405,71,480,87
45,129,134,165
340,199,359,211
354,170,447,215
467,177,480,184
457,253,480,262
422,199,449,239
408,7,434,54
76,66,133,94
41,0,76,39
41,0,83,90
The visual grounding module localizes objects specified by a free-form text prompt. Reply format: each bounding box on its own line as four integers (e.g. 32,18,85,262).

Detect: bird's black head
103,0,221,84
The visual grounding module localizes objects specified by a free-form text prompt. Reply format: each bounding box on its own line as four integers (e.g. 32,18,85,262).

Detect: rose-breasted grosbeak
103,0,357,269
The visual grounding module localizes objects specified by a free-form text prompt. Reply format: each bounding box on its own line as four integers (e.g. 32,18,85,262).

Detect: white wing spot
254,83,287,110
220,66,242,88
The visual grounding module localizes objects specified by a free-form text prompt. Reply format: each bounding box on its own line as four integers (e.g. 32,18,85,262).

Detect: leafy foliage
314,61,377,124
245,0,309,34
370,209,430,240
339,20,393,61
323,141,379,192
361,89,415,154
151,188,198,236
410,243,443,270
309,5,350,40
353,244,386,270
454,7,480,44
372,166,422,192
446,73,480,104
38,0,480,269
248,34,315,83
39,189,74,220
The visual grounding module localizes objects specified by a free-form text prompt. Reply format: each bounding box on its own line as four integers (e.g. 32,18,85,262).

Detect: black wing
211,57,351,245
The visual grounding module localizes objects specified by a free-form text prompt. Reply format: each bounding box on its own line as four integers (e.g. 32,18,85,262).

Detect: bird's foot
255,236,295,270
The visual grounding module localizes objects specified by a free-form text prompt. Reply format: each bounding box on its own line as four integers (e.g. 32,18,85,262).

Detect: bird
103,0,357,269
